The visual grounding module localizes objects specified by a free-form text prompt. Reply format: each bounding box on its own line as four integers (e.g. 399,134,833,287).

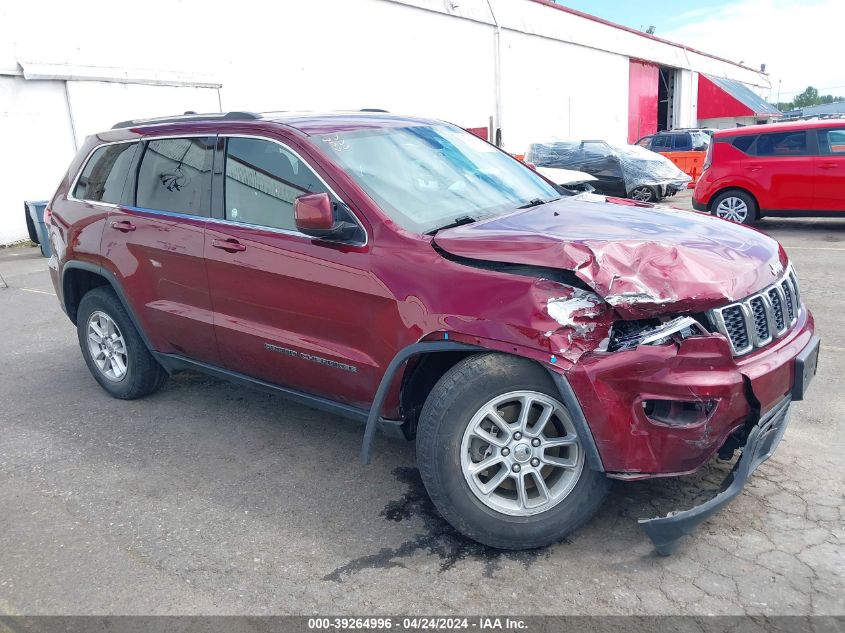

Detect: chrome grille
709,267,801,356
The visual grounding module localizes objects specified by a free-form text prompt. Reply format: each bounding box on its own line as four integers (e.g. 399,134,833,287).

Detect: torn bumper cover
640,396,792,556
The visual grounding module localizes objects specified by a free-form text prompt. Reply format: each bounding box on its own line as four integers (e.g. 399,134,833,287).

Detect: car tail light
43,206,52,226
702,143,713,171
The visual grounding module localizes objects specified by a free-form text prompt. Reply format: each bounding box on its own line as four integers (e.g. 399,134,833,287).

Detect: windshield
313,124,560,233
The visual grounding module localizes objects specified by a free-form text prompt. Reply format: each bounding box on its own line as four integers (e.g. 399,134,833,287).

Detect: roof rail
111,111,261,130
360,108,389,113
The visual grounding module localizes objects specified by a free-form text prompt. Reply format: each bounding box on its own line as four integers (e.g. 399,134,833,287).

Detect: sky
556,0,845,103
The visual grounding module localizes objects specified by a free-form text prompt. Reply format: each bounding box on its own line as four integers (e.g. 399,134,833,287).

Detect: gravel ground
0,205,842,616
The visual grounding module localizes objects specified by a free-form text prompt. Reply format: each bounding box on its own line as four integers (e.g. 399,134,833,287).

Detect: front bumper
639,396,792,555
567,308,815,476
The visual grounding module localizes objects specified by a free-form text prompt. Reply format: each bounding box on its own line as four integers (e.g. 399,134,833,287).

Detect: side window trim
212,133,368,246
68,139,139,207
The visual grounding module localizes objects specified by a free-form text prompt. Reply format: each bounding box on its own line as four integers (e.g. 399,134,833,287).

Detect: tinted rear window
672,135,691,150
73,142,137,203
732,136,756,153
754,131,808,156
135,137,214,216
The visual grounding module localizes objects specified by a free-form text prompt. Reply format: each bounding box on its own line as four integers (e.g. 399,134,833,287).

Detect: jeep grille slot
767,287,785,332
720,305,750,354
781,279,796,321
709,268,801,357
749,296,771,344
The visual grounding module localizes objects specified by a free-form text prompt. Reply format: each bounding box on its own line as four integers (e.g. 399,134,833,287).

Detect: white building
0,0,774,244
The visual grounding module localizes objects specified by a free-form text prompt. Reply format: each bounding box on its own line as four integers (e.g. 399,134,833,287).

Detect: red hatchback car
45,111,819,554
694,119,845,224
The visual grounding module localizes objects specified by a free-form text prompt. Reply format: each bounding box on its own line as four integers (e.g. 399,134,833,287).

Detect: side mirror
294,192,363,242
294,192,334,234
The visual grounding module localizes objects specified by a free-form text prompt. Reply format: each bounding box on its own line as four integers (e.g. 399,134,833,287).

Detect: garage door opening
658,66,677,132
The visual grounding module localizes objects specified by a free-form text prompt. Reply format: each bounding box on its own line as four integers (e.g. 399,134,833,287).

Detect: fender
61,260,156,353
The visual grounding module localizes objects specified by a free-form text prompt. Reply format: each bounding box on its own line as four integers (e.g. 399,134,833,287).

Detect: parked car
636,130,710,152
45,111,818,554
535,166,597,191
674,127,717,139
693,120,845,224
526,140,690,202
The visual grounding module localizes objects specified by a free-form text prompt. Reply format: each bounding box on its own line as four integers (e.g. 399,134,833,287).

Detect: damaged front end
431,198,818,553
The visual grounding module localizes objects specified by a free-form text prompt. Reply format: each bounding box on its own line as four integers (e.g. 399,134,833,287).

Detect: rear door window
135,137,214,216
754,131,808,156
671,135,691,150
819,128,845,155
73,142,138,203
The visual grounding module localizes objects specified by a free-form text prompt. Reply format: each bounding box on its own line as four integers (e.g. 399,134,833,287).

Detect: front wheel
629,185,658,202
416,353,610,550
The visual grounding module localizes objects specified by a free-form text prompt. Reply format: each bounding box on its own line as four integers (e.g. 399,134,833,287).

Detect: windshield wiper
426,215,477,235
519,197,559,209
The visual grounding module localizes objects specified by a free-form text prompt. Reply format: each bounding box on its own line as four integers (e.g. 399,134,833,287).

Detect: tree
775,86,845,112
793,86,820,109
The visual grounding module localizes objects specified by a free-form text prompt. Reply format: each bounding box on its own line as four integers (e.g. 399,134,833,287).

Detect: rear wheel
416,353,610,550
711,190,757,225
76,287,168,399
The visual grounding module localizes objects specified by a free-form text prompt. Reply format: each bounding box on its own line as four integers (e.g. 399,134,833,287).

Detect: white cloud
660,0,845,102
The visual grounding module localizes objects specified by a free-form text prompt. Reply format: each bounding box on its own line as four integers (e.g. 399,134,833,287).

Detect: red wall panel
697,74,754,119
628,60,659,143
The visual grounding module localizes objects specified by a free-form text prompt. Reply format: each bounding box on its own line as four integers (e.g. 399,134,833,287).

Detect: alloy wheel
460,391,584,516
715,196,749,223
630,186,655,202
86,311,129,382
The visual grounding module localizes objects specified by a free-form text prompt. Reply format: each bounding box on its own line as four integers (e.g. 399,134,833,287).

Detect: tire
76,286,168,399
711,189,757,225
416,353,610,550
629,185,658,202
24,204,39,244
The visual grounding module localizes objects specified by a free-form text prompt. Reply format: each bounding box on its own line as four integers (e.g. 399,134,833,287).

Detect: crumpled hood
433,194,788,319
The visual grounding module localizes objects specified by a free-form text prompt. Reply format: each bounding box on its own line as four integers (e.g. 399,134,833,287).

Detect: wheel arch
61,261,156,353
709,186,760,218
363,342,604,472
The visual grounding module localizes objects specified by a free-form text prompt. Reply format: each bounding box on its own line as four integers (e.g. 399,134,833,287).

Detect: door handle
819,162,838,169
110,220,136,232
746,164,762,172
211,238,247,252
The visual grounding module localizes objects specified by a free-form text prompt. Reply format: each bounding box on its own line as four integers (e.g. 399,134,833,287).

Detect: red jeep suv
694,119,845,224
45,111,819,554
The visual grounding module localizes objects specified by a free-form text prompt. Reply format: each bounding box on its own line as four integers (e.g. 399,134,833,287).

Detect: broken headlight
607,316,707,352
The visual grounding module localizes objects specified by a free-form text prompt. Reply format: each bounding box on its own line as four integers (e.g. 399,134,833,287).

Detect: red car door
746,130,816,210
103,135,220,365
203,134,380,409
814,126,845,211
